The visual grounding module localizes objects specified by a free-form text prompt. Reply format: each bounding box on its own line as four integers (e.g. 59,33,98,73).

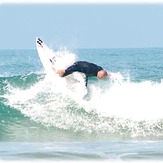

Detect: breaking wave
1,70,163,141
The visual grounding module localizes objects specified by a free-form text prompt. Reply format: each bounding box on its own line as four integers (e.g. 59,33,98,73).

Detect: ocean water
1,48,163,161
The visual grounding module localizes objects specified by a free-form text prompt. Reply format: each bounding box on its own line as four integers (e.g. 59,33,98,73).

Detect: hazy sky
0,4,163,49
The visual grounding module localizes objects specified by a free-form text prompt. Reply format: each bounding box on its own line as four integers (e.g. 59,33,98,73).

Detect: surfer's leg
85,77,88,87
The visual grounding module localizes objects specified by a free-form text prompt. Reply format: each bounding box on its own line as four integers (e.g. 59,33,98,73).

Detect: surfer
56,61,110,86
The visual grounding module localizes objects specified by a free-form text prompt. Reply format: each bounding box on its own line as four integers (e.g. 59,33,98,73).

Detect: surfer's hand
56,70,65,77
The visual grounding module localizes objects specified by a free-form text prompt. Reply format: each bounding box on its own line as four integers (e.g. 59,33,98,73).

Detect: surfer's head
97,70,108,79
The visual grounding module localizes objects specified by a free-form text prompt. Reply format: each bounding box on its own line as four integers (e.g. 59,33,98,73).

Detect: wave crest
1,71,163,140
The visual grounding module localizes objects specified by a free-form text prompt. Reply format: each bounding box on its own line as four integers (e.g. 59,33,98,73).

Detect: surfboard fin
37,38,43,47
38,38,43,43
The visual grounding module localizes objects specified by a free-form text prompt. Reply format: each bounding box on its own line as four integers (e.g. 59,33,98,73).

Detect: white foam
81,74,163,121
3,72,163,137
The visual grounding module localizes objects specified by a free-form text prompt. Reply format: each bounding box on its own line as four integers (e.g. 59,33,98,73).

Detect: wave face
1,48,163,141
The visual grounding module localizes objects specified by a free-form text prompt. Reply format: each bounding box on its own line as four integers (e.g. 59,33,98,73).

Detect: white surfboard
36,37,87,96
36,37,56,76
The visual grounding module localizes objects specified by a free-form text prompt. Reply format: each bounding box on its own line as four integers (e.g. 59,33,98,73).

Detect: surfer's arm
63,68,79,77
59,63,81,77
56,66,79,77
